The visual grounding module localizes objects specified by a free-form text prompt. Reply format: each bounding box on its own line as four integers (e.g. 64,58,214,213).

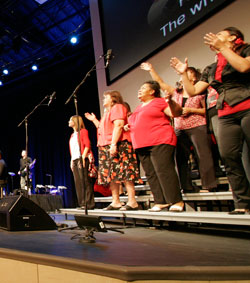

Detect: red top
218,99,250,117
172,91,206,130
128,98,177,149
69,128,91,157
94,181,112,197
214,52,250,116
97,103,131,146
215,53,227,82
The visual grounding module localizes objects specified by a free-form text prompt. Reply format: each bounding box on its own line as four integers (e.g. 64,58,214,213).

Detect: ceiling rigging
0,0,92,86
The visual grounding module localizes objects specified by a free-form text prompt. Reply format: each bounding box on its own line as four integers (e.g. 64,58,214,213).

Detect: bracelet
111,143,117,147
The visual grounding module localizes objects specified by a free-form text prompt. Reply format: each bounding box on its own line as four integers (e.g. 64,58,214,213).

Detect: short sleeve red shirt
128,98,177,149
97,104,131,146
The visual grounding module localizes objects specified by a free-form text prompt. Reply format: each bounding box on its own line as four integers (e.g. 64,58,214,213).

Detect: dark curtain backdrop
0,47,100,208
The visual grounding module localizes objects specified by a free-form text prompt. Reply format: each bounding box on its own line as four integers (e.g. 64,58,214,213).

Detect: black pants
218,109,250,209
136,144,182,205
176,125,217,190
72,158,95,209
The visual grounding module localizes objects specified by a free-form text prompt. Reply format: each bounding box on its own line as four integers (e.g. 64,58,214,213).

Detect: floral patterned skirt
98,140,142,185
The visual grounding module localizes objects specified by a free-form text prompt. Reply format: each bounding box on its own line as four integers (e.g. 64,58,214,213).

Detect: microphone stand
18,94,52,195
65,52,107,216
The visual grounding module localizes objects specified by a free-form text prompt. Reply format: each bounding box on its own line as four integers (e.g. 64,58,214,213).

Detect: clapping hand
84,112,96,121
124,124,130,131
170,57,188,74
140,62,153,71
182,107,192,115
204,32,224,51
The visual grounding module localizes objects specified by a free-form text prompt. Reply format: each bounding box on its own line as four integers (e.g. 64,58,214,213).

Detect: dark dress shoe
228,210,248,215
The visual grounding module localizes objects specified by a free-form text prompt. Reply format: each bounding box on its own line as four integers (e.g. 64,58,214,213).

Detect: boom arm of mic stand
65,54,105,105
17,94,51,193
17,95,50,128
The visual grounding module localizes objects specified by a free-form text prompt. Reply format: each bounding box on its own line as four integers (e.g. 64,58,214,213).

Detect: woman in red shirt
170,27,250,214
128,81,184,212
69,115,95,209
85,90,141,211
141,62,217,193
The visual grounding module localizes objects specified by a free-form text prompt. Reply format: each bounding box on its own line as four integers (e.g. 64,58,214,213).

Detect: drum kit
6,171,67,196
35,184,67,195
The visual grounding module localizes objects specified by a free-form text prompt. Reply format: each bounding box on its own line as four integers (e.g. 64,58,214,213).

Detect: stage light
34,0,49,4
31,65,38,71
0,81,3,86
70,36,78,45
3,69,8,75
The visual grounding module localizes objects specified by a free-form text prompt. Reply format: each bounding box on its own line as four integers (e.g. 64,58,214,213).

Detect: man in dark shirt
18,150,33,193
0,150,8,198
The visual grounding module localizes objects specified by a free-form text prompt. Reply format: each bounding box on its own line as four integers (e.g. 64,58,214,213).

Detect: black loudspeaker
0,195,57,231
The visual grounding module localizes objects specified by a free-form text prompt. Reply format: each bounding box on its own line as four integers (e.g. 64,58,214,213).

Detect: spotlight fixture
31,65,38,71
0,81,3,86
3,69,9,75
34,0,49,4
70,36,78,45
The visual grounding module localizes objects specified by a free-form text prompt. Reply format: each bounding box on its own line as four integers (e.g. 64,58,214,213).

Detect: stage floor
0,213,250,281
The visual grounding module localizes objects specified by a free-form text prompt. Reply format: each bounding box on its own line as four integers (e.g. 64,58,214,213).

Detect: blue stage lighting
70,36,78,44
31,65,38,71
3,69,8,75
0,81,2,86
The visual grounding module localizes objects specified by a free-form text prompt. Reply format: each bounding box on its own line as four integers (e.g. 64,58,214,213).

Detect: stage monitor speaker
0,195,57,231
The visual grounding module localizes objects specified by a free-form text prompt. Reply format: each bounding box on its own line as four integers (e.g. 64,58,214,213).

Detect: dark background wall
0,46,100,208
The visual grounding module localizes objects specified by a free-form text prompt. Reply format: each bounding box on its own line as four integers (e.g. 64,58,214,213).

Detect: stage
0,212,250,283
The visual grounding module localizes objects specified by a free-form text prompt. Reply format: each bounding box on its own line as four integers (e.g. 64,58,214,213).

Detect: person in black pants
18,150,35,195
141,62,217,192
128,80,184,212
68,115,95,210
0,150,8,197
171,26,250,214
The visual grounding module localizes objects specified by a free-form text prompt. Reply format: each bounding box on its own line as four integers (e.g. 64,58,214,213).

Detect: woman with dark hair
170,27,250,214
68,115,95,209
141,62,217,193
128,80,184,212
85,90,141,211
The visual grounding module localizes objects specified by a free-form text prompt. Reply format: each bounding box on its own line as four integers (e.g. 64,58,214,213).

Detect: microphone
105,49,113,67
48,91,56,106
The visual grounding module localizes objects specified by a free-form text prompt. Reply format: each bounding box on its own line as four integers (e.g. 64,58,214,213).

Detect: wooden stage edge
60,208,250,226
1,247,250,282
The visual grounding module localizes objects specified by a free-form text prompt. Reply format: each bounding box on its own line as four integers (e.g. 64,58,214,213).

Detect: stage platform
0,213,250,283
60,208,250,226
93,191,234,206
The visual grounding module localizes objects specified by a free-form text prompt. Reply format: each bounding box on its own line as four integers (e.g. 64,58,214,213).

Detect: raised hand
170,57,188,74
204,32,224,51
140,62,153,71
84,112,96,121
